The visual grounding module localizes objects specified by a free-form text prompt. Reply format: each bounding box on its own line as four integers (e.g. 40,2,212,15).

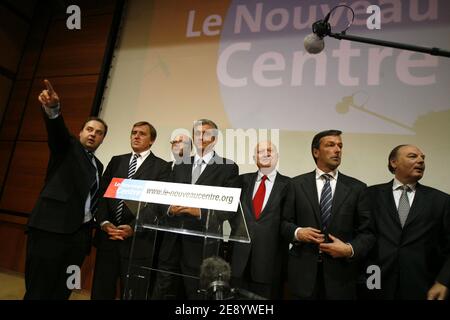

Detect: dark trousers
153,234,220,300
231,258,274,299
92,239,157,300
152,235,185,300
24,224,91,300
290,262,326,300
91,243,128,300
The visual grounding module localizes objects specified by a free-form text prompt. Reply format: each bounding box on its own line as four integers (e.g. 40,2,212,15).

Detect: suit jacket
367,181,450,299
159,152,239,276
281,170,375,299
231,171,290,284
94,152,171,258
28,114,103,234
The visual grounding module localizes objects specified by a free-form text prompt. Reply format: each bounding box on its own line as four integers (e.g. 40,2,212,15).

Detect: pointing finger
44,79,54,94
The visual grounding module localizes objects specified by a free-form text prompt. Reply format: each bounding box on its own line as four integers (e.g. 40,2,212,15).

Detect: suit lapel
331,175,351,223
182,157,194,184
243,173,258,221
403,183,426,229
118,154,132,178
195,153,217,185
133,153,155,179
77,143,97,189
259,172,280,219
380,181,402,228
300,171,322,226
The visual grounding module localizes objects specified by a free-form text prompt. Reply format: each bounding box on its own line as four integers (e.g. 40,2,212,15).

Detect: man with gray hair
154,119,238,299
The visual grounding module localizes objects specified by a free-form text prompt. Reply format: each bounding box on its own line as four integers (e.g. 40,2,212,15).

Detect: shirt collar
194,150,215,165
133,149,151,160
392,178,416,191
257,168,277,182
315,168,338,181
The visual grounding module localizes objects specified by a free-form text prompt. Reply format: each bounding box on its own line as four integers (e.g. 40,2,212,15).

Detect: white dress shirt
192,151,214,176
100,149,151,227
252,169,277,212
392,178,416,209
43,103,61,119
132,148,151,173
294,168,338,241
315,168,338,201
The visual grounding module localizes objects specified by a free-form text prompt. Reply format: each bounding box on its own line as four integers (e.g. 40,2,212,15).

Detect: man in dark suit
24,80,107,299
154,119,239,299
281,130,375,300
367,144,450,300
230,141,290,299
91,121,171,299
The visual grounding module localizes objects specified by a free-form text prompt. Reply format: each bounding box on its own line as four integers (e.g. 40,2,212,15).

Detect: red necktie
252,175,268,220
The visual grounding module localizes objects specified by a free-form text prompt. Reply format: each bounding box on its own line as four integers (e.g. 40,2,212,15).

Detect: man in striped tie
91,121,171,299
281,130,375,300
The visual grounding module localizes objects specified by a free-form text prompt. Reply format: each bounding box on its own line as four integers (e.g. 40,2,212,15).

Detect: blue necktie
320,174,332,230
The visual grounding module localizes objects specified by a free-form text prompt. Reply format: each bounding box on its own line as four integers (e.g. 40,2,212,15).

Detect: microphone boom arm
328,31,450,58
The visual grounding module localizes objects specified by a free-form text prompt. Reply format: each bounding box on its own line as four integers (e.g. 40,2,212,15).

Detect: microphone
303,11,331,54
199,256,269,300
199,256,232,300
305,5,450,57
303,34,325,54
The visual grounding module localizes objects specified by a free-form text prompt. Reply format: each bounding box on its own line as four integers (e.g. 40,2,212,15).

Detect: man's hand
178,207,201,217
169,206,185,216
169,206,201,217
427,282,448,300
102,222,133,241
319,234,353,258
38,79,59,108
101,222,117,233
296,227,325,244
116,225,133,239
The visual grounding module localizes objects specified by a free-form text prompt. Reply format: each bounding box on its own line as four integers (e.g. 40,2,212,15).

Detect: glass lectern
103,178,250,300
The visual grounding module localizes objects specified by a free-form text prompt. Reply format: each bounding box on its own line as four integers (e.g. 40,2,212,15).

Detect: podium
103,178,250,299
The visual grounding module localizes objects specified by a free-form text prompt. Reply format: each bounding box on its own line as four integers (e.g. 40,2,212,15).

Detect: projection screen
97,0,450,192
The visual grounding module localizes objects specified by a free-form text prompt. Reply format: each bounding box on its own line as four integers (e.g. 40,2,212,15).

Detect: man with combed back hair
281,130,375,300
153,119,238,300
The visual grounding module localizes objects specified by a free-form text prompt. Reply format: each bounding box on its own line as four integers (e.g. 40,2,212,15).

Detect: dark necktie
320,174,332,230
252,175,268,220
397,185,410,227
87,152,99,215
115,153,140,225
